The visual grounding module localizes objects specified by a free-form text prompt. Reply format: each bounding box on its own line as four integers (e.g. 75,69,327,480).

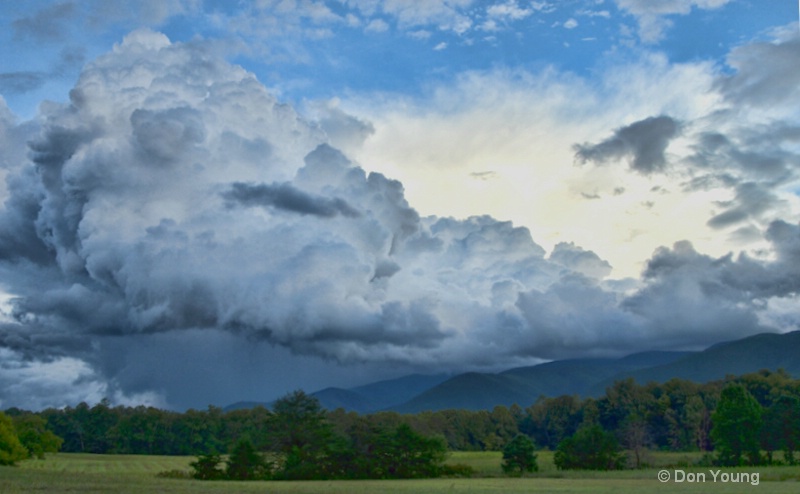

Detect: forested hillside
255,330,800,414
5,369,799,457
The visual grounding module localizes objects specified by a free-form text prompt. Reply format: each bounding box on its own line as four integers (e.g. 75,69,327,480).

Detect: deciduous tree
501,434,538,476
554,425,624,470
11,414,63,459
710,384,762,466
0,412,28,466
760,394,800,465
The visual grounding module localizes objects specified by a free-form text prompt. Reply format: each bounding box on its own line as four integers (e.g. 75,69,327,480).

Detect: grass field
1,451,799,493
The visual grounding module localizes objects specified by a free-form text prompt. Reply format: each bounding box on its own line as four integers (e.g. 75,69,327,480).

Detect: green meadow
2,451,799,493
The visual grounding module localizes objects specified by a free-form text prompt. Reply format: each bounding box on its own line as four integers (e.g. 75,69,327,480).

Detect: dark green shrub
189,453,225,480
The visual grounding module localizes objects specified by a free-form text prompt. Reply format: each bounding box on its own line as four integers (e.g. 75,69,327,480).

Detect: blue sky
0,1,799,410
2,1,796,116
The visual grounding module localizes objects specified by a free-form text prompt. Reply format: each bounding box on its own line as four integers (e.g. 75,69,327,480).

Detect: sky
0,0,799,411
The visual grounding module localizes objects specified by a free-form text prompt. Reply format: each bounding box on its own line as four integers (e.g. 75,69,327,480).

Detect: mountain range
225,330,800,413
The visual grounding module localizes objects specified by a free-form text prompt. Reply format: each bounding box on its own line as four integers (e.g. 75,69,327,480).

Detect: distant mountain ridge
589,330,800,394
224,373,450,413
393,351,690,413
225,330,800,413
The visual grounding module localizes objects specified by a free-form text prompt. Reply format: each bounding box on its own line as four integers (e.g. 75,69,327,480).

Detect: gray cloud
548,242,613,279
675,32,800,240
12,2,76,43
574,115,681,174
131,107,206,165
224,179,361,218
1,29,799,410
0,72,49,94
0,46,86,95
621,240,768,350
52,45,86,76
614,0,733,43
308,102,376,154
632,223,800,309
718,33,800,109
512,273,642,359
707,182,781,229
687,129,796,187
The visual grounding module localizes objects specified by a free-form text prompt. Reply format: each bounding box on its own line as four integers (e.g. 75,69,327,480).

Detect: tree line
3,369,800,472
184,390,456,480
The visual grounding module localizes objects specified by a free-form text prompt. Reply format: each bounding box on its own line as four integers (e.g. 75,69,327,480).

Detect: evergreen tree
226,439,271,480
380,423,447,479
271,390,336,479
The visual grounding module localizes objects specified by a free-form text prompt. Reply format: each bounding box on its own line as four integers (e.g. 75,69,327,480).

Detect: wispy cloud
614,0,734,43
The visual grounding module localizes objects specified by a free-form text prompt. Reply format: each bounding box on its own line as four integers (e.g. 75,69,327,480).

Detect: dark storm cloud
0,30,457,382
224,181,361,218
0,103,50,264
0,167,51,264
759,220,800,296
574,115,681,174
1,29,798,411
12,2,76,43
512,273,642,359
620,241,769,349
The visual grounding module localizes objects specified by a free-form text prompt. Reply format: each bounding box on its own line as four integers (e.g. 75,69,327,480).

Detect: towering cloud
0,29,798,410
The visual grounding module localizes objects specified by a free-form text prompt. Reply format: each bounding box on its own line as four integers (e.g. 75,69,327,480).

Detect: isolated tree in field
0,412,28,466
711,384,762,466
12,414,63,459
501,434,538,476
226,439,271,480
554,425,624,470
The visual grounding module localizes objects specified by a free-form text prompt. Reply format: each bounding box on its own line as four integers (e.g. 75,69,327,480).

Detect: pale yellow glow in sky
344,61,789,279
